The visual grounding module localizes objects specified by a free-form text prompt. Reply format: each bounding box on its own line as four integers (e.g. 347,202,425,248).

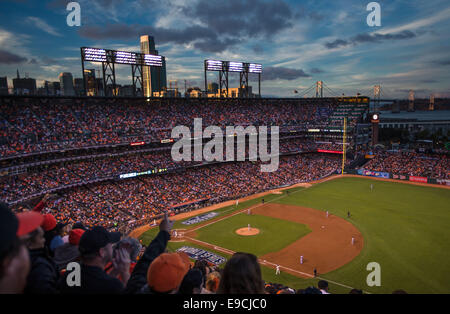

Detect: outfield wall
349,169,450,187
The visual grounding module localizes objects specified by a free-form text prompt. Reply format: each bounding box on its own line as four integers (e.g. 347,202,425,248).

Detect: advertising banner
437,179,450,186
181,212,218,225
177,246,227,265
409,176,428,183
358,169,390,179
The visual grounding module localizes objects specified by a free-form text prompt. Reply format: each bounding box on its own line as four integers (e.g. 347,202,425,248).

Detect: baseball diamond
139,175,450,294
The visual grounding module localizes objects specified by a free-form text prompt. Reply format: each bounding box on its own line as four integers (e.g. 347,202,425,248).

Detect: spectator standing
58,226,127,294
0,203,43,294
217,252,264,294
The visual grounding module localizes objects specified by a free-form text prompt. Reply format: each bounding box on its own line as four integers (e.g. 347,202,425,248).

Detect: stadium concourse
0,96,449,295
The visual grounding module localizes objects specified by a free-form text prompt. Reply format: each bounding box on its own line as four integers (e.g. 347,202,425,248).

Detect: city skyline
0,0,449,98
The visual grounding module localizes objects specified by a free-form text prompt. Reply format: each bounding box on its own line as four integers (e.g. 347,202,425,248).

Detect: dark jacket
58,264,124,294
24,248,59,294
125,230,170,294
53,243,80,271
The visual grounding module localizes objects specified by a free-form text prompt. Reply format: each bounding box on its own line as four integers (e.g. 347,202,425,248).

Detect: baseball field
139,176,450,294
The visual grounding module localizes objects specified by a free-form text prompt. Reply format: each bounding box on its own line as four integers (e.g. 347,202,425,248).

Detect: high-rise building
51,82,61,96
13,70,36,95
208,82,219,94
84,69,97,96
140,35,167,97
0,77,8,95
73,78,84,96
59,72,75,96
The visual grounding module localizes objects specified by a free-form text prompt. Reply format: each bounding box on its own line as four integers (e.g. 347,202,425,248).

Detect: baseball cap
0,203,43,257
41,213,57,232
68,228,85,246
72,222,88,231
78,226,118,255
147,252,191,293
16,211,44,236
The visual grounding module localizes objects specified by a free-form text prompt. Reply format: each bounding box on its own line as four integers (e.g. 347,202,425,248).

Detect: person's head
349,288,363,294
68,229,85,246
205,271,221,293
22,226,45,250
0,203,43,293
392,289,408,294
41,214,57,233
115,237,141,262
146,252,191,294
178,268,204,294
218,252,264,294
78,226,119,267
318,280,329,291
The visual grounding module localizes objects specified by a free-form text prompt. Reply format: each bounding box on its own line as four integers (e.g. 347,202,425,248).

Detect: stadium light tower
204,60,262,98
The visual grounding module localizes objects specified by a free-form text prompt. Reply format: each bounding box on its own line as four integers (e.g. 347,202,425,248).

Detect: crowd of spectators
0,99,357,158
1,204,404,294
3,153,341,234
362,151,449,179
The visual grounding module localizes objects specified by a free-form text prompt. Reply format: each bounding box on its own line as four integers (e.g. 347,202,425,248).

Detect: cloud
310,68,324,74
262,67,310,81
0,49,28,64
433,59,450,66
352,30,416,43
324,39,350,49
324,30,417,49
182,0,294,38
77,0,296,53
26,17,62,37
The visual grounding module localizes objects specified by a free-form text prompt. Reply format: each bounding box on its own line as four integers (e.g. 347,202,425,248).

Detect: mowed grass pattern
195,213,311,257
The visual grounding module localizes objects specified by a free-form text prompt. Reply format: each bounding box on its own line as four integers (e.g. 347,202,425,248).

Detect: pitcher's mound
236,227,260,236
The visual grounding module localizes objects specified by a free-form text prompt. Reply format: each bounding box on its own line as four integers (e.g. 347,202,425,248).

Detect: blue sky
0,0,449,98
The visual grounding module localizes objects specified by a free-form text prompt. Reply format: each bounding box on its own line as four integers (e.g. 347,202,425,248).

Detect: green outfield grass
140,177,450,294
195,213,311,256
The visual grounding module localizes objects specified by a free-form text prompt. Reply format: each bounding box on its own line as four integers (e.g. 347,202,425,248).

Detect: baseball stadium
1,0,450,298
1,95,449,295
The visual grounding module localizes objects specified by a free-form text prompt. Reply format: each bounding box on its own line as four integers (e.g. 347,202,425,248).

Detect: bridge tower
315,81,323,98
429,94,435,111
408,90,415,112
373,85,381,112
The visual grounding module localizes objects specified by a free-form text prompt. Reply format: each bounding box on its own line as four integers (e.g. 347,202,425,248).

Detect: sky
0,0,449,98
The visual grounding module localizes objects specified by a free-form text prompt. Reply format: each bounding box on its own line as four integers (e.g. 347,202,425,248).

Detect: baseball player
276,265,280,275
300,255,304,264
370,184,373,192
236,199,239,207
248,224,250,231
326,211,329,218
351,237,355,245
248,208,251,215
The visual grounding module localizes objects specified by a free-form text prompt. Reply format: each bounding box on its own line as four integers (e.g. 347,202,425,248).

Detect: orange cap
147,252,191,293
